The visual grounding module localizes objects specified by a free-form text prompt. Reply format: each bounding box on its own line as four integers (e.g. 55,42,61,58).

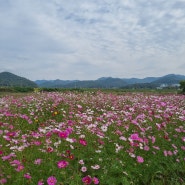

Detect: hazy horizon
1,0,185,80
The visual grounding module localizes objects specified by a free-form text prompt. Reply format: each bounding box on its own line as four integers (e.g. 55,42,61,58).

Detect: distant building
157,83,180,89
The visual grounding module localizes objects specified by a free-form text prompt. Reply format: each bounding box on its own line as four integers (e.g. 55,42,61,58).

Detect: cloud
0,0,185,80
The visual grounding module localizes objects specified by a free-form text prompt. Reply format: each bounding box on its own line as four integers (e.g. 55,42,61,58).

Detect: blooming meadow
0,91,185,184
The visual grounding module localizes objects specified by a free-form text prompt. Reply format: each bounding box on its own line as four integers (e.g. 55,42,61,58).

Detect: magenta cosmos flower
130,133,141,141
58,130,69,139
47,176,57,185
57,160,69,168
79,138,87,146
82,176,92,184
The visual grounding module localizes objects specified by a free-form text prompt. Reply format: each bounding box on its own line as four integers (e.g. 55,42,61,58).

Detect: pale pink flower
163,150,168,157
176,159,180,162
167,151,173,156
152,146,160,150
79,160,84,165
34,158,42,165
91,165,100,170
143,145,150,151
151,136,156,144
81,166,87,172
137,156,144,163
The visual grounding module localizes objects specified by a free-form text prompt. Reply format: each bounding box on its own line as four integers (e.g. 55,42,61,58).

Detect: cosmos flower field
0,91,185,185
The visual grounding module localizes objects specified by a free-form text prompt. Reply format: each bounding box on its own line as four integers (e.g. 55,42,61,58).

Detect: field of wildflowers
0,91,185,185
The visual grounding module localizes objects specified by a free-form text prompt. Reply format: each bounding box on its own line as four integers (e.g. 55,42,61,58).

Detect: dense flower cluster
0,92,185,184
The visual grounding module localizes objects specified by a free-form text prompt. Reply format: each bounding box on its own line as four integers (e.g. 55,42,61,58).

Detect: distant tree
179,80,185,93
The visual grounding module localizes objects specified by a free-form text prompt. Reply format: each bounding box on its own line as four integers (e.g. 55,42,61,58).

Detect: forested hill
0,72,37,87
1,72,185,89
35,74,185,89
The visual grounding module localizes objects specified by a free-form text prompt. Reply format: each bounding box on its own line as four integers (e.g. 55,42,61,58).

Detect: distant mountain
36,79,80,88
122,77,159,84
34,80,53,85
35,77,127,88
0,72,37,87
35,74,185,89
151,74,185,85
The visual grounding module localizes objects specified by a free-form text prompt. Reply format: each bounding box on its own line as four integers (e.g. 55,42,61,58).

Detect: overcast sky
0,0,185,80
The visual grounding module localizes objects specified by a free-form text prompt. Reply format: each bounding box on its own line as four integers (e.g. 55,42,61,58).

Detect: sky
0,0,185,81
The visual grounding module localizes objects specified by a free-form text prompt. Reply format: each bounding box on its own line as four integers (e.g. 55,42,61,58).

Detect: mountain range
0,72,185,89
35,74,185,89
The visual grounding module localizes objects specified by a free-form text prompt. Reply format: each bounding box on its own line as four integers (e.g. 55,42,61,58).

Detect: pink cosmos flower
46,132,52,138
24,173,32,179
82,176,92,184
143,145,150,151
160,102,166,107
10,160,21,166
81,166,87,172
167,151,173,156
130,133,141,141
6,131,16,137
34,158,42,165
66,127,73,134
57,160,69,168
0,178,7,184
79,159,84,165
152,146,160,150
38,180,44,185
0,130,3,135
47,176,57,185
47,147,54,153
16,164,24,172
77,104,82,109
79,139,87,146
58,131,69,139
137,156,144,163
151,136,156,144
92,177,99,184
163,150,168,157
34,141,42,146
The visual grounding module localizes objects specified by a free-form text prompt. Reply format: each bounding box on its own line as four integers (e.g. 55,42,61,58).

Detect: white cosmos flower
91,165,100,169
101,125,107,132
